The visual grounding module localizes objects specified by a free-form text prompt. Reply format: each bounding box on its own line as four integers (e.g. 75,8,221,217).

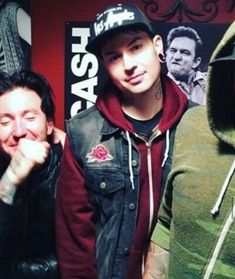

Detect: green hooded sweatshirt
152,21,235,279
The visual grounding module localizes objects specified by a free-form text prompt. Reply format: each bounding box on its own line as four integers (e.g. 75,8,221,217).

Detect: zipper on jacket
145,130,161,232
146,144,154,233
136,129,161,275
203,201,235,279
136,130,161,233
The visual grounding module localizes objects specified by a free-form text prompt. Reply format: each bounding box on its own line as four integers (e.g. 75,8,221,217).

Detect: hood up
207,21,235,148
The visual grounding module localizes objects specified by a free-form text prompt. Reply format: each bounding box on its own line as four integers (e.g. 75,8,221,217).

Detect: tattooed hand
143,241,169,279
0,138,50,204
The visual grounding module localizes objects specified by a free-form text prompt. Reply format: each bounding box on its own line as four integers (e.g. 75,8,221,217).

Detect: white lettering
71,101,82,116
71,53,98,78
72,27,90,53
94,20,104,36
104,10,134,31
70,100,94,117
71,77,98,103
68,26,99,118
94,9,135,36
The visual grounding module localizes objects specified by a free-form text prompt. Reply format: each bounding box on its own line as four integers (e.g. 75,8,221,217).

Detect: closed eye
169,48,177,54
0,116,12,126
181,50,191,56
24,112,37,121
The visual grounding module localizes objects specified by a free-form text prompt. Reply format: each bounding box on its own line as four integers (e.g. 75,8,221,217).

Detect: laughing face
0,87,53,158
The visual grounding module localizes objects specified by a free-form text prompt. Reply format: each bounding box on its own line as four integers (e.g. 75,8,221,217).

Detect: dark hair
166,26,203,58
99,26,154,59
0,0,6,9
0,70,55,122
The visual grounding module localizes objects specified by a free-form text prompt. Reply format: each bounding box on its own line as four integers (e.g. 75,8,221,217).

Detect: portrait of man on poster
165,26,207,105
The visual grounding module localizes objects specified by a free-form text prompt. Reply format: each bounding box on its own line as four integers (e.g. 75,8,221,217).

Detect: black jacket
0,143,62,279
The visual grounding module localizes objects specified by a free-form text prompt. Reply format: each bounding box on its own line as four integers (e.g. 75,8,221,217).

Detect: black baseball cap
86,3,155,55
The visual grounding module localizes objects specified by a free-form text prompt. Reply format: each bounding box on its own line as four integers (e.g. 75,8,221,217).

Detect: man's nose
13,119,27,138
123,53,136,72
172,51,181,60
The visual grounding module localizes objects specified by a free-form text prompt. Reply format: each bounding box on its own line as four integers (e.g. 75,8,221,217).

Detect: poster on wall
64,22,108,120
0,0,31,75
154,23,229,74
153,22,229,105
64,21,229,117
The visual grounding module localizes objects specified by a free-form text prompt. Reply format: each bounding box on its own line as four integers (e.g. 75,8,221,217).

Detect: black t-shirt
125,109,163,138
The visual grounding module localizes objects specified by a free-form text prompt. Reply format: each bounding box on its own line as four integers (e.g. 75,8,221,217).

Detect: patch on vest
86,144,113,163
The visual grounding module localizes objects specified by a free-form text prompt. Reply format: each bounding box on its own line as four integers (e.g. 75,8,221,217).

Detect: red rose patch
86,144,113,163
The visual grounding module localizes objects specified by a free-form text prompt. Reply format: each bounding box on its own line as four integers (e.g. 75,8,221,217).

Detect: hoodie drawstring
126,131,135,190
161,129,170,167
211,159,235,215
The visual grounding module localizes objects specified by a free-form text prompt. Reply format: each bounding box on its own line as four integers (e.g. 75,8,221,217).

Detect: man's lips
126,73,144,84
9,143,19,149
171,61,181,66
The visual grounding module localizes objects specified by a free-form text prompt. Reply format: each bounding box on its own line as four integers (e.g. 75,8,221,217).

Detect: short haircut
0,70,55,122
166,26,203,58
99,27,154,59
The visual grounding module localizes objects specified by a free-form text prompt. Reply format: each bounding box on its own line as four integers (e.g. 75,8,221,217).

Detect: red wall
31,0,234,130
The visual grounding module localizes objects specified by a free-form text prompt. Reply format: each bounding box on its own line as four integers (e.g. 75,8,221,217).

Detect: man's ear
153,35,164,55
47,120,54,136
192,57,201,69
52,127,66,147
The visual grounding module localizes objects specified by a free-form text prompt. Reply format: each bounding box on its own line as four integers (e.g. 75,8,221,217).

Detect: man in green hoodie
144,21,235,279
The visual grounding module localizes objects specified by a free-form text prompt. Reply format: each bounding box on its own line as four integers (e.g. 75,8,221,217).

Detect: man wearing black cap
144,22,235,279
56,3,192,279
